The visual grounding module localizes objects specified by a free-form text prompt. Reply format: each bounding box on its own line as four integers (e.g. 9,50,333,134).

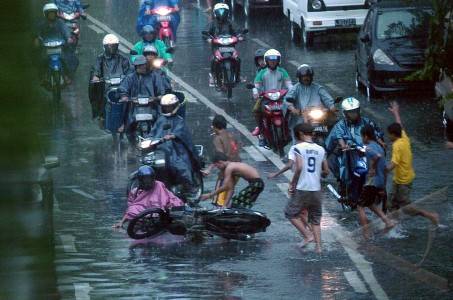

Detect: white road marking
325,82,345,94
85,14,388,300
277,183,289,197
243,146,267,162
184,91,198,103
251,38,272,49
74,283,91,300
59,234,77,253
71,188,97,200
289,60,300,68
54,195,61,213
344,271,369,294
87,24,104,34
118,44,129,54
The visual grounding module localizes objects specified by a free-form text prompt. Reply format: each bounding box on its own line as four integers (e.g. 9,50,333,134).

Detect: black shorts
285,190,322,225
358,186,386,208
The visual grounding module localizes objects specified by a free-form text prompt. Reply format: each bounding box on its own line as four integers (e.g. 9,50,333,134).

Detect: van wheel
290,22,301,42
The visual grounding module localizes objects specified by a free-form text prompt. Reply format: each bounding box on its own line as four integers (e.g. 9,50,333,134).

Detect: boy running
357,125,394,234
386,102,438,225
287,124,329,253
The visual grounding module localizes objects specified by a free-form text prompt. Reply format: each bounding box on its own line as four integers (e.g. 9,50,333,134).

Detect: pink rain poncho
125,180,184,220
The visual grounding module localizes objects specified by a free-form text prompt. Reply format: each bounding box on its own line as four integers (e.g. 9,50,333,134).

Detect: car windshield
376,9,432,40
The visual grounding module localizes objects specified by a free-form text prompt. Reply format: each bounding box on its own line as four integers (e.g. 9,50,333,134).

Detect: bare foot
315,247,322,254
297,237,314,248
430,212,439,226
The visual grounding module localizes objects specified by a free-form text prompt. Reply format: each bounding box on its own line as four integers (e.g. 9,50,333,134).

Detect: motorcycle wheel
271,125,285,157
224,65,234,100
52,71,61,103
127,208,169,239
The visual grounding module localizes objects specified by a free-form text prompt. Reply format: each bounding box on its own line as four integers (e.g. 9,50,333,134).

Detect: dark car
231,0,282,17
355,1,433,97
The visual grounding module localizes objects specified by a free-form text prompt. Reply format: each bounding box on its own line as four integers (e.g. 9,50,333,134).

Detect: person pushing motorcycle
284,64,336,143
252,49,293,148
113,166,184,228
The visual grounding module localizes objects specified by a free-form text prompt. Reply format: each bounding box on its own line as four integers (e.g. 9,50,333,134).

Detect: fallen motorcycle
127,206,271,241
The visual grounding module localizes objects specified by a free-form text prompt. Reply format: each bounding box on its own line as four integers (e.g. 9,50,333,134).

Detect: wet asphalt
46,0,453,299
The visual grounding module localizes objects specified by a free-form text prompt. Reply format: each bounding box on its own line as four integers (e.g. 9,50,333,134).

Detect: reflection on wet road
47,0,453,299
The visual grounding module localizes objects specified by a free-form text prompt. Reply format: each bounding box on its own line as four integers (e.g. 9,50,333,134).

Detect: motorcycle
302,107,332,147
143,4,178,48
248,86,290,157
127,206,271,241
129,135,205,204
327,144,368,210
42,38,65,102
58,11,82,48
121,95,159,144
202,29,248,100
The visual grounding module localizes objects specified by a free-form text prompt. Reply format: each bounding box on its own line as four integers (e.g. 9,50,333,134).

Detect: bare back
225,162,260,182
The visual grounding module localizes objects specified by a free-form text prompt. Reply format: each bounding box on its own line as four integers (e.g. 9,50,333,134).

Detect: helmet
141,25,156,37
296,64,314,78
160,94,180,116
143,44,158,57
254,48,267,67
213,3,230,22
137,166,156,191
103,34,119,45
133,55,148,66
264,49,281,66
43,3,58,16
341,97,361,111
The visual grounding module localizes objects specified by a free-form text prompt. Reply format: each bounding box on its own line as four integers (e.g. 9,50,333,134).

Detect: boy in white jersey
287,123,329,253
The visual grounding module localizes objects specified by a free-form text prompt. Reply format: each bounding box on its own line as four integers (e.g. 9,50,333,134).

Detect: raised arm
388,101,402,127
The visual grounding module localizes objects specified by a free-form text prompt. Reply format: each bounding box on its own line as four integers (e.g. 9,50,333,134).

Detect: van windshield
377,9,431,40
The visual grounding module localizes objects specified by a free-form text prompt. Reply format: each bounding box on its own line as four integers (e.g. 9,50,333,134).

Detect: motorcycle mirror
242,29,249,34
130,49,138,55
334,97,343,104
245,83,255,90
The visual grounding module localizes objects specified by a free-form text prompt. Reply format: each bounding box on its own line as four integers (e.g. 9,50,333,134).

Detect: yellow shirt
391,130,416,184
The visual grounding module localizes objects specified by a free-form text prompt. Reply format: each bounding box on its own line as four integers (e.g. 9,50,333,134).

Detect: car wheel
290,22,301,42
301,20,314,46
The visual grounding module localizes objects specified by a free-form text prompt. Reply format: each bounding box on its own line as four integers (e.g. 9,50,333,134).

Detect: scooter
302,107,333,147
202,29,248,100
58,11,82,48
42,38,65,102
149,5,178,49
129,135,205,204
127,206,271,241
121,95,159,144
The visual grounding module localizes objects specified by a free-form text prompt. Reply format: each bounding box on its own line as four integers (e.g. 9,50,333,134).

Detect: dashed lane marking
118,44,129,54
289,60,300,68
71,188,97,200
243,146,267,162
58,234,77,253
251,38,273,50
344,271,369,294
85,13,388,300
87,24,104,34
325,82,345,95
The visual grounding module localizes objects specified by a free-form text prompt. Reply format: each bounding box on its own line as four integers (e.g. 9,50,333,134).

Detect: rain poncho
132,40,173,61
283,82,335,131
91,53,132,78
136,0,180,38
150,114,196,187
125,181,184,220
54,0,84,14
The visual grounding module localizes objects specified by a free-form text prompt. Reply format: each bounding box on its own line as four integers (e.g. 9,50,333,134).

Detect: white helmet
160,94,180,117
43,3,58,16
103,34,119,45
341,97,361,111
213,3,230,22
213,3,229,11
264,49,281,66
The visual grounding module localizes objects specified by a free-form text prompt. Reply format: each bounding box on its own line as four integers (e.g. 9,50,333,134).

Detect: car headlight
373,49,394,66
311,0,323,10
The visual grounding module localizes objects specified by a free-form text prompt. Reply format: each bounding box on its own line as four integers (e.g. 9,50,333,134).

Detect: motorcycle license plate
138,98,149,105
109,77,121,85
135,113,153,121
218,47,235,53
335,18,356,27
313,125,328,133
157,15,171,21
47,48,62,55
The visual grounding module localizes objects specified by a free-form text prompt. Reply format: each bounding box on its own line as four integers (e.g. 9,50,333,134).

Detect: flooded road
46,1,453,299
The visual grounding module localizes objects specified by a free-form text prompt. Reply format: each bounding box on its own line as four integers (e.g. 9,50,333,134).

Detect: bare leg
312,224,322,253
370,204,395,229
403,205,439,225
290,218,313,243
357,206,371,239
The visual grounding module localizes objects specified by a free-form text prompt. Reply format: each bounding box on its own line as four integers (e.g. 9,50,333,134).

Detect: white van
283,0,371,46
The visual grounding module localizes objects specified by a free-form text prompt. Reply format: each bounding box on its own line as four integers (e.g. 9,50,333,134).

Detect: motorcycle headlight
267,92,281,101
373,49,394,66
308,109,325,120
139,139,152,149
311,0,323,10
155,7,170,15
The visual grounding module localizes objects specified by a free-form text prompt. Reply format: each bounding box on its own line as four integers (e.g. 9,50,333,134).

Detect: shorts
285,190,322,225
231,178,264,209
358,186,386,208
389,182,412,211
213,176,239,207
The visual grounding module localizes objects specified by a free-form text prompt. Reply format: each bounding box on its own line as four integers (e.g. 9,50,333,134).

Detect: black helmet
213,3,230,23
296,64,314,84
254,48,266,67
137,165,156,191
133,55,147,66
141,25,156,40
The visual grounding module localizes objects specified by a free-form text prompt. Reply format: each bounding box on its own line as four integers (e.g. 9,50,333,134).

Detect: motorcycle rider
132,25,173,64
54,0,86,17
150,94,198,195
284,64,336,143
252,49,293,148
118,55,165,142
143,44,172,92
254,48,267,73
34,3,75,85
89,34,131,125
325,97,384,181
205,3,242,86
136,0,181,40
113,165,184,228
